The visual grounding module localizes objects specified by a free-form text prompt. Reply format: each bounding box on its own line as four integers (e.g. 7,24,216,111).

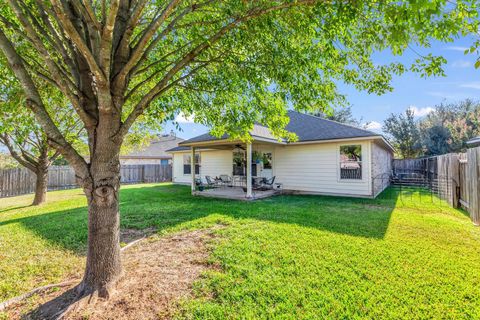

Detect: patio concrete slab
194,187,277,200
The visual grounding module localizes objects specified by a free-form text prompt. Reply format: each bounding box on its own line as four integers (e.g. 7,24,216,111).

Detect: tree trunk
32,166,48,205
79,139,122,298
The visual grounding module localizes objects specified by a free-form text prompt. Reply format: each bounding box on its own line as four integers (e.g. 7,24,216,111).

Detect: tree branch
99,0,119,78
50,0,106,84
113,0,182,88
120,0,317,134
0,134,38,172
0,28,90,181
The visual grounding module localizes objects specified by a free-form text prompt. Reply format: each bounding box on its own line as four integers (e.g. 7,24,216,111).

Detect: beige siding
200,150,233,179
172,152,190,184
273,141,372,196
371,142,393,197
172,149,232,184
172,139,392,198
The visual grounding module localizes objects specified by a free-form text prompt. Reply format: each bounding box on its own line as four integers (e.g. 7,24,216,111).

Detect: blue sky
165,35,479,139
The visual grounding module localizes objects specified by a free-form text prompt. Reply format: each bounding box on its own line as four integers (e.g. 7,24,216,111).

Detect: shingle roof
284,110,377,141
166,146,191,152
121,134,184,158
179,110,379,146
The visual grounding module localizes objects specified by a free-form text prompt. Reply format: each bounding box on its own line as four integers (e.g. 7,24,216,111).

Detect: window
340,145,362,180
232,150,257,176
233,151,245,176
183,154,200,174
262,153,272,169
160,159,169,166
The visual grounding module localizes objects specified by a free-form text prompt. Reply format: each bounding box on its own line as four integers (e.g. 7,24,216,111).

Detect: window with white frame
183,154,200,174
339,145,362,180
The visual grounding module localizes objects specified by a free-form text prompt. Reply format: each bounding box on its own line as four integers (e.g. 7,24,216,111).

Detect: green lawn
1,184,479,319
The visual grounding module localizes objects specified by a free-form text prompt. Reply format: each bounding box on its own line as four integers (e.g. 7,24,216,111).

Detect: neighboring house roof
166,146,191,152
121,134,184,159
176,110,393,151
467,136,480,148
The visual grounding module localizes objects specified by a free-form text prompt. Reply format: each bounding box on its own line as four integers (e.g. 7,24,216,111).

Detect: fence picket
0,164,172,198
393,147,480,225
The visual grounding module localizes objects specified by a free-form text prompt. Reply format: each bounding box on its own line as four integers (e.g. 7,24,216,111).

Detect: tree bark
32,166,48,205
78,134,122,298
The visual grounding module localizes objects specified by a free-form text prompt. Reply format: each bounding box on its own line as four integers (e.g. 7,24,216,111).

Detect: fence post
467,147,480,225
449,154,460,208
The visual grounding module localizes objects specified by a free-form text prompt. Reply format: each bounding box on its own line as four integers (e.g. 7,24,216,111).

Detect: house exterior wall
172,150,232,184
371,141,393,197
171,138,393,198
200,150,233,178
273,140,373,197
172,152,190,184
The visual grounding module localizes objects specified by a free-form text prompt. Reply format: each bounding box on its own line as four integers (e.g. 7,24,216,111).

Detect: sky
163,35,479,140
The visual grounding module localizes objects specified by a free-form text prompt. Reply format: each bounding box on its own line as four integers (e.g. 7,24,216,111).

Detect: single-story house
167,111,394,199
120,133,184,165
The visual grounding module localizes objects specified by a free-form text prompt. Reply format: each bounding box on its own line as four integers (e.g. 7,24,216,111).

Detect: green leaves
1,0,479,145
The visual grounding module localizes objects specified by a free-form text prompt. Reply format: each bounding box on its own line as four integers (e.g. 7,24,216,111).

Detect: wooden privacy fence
0,164,172,198
393,146,480,225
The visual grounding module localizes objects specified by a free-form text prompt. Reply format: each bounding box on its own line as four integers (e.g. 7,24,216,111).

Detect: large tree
0,62,82,205
419,99,480,154
0,0,476,299
383,108,421,158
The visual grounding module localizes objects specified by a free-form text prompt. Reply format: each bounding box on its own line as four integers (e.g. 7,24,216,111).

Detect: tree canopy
383,99,480,158
0,1,477,167
383,108,421,159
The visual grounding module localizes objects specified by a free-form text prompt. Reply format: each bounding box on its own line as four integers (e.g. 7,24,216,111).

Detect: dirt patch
120,227,157,244
4,229,216,320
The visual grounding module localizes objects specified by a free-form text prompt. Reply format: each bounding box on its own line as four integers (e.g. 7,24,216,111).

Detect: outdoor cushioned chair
205,176,218,187
219,174,232,187
261,176,276,190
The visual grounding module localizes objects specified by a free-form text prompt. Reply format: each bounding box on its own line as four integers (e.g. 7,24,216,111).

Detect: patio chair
205,176,218,188
219,174,232,187
195,178,205,191
261,176,276,190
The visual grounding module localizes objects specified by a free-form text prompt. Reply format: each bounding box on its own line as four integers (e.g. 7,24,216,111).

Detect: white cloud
175,112,195,123
363,121,382,131
408,105,434,117
446,46,469,52
460,82,480,90
452,60,472,68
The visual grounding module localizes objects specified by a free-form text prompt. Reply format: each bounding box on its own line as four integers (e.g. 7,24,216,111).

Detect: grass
0,184,479,319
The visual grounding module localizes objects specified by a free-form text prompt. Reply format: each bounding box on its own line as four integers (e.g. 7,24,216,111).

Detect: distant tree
420,125,453,155
0,153,17,169
383,109,420,159
0,65,83,205
419,99,480,154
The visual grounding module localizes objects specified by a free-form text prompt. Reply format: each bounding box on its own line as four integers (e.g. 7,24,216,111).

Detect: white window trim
183,153,200,176
337,143,366,183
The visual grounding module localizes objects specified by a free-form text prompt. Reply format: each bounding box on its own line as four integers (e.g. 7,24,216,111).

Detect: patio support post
191,147,196,194
246,142,253,199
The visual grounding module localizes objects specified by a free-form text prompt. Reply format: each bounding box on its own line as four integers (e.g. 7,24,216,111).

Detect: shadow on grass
0,184,405,255
0,204,31,214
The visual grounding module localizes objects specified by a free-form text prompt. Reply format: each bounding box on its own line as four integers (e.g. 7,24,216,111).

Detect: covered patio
178,126,283,200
